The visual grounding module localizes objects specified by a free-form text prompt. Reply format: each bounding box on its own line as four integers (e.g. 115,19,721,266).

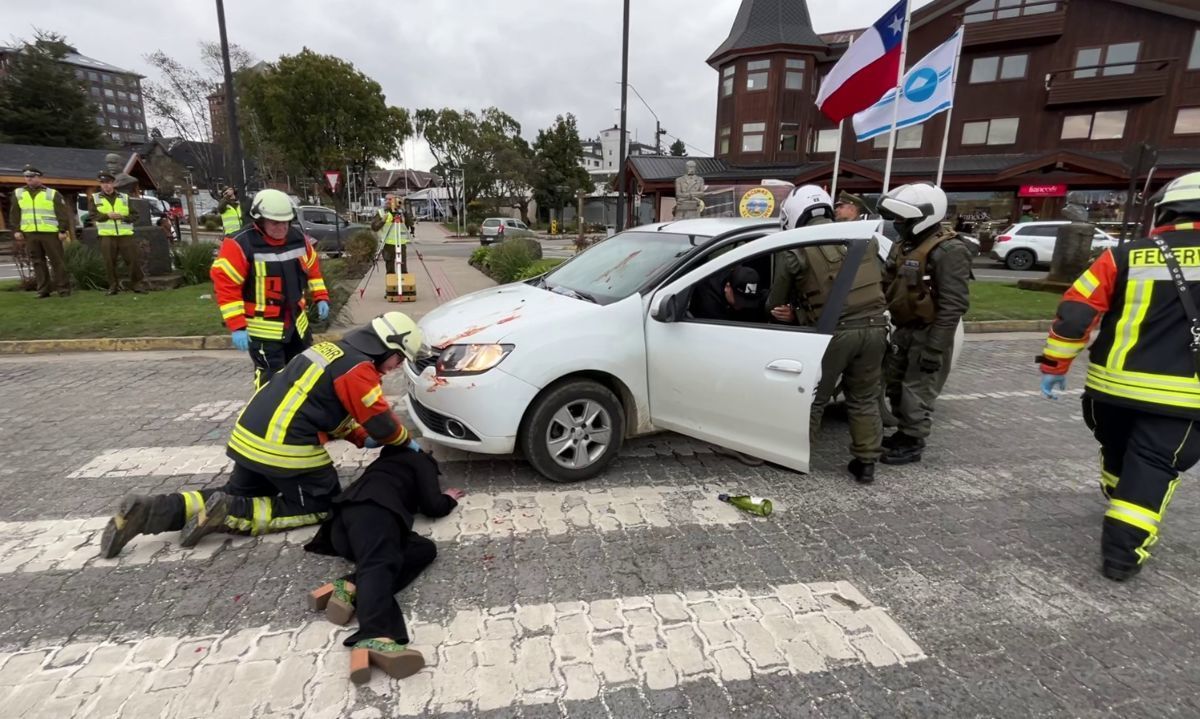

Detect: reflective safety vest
227,340,410,477
377,209,410,246
222,204,243,235
885,229,955,327
15,188,60,233
234,227,311,341
94,193,134,236
1040,225,1200,419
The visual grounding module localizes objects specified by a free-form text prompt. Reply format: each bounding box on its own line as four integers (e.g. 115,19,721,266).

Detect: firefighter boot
179,491,231,548
880,433,925,465
99,494,182,559
1102,560,1142,582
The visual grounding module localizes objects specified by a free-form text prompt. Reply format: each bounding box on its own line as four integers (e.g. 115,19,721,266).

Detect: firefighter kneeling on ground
211,188,330,389
99,312,426,558
1039,171,1200,581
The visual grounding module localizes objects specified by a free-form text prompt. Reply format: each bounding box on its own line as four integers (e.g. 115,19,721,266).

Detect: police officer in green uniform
89,171,145,294
877,182,973,465
834,191,871,222
9,165,72,298
767,185,889,484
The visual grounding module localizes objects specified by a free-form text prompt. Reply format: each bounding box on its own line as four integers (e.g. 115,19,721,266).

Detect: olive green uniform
8,186,73,297
88,191,143,291
767,218,889,461
883,229,973,440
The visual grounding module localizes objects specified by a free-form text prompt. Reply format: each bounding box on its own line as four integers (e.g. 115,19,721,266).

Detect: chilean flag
816,0,908,123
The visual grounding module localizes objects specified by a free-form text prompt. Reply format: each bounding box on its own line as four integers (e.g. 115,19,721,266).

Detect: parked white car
404,218,962,483
479,217,532,245
989,221,1118,271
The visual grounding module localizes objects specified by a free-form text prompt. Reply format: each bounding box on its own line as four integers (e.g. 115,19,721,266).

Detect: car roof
630,217,772,237
297,205,335,211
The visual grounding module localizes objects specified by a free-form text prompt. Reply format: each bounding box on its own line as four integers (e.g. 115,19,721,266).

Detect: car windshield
539,231,698,304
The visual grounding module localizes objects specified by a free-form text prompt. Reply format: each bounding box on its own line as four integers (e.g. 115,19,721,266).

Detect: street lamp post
556,184,568,235
616,0,630,232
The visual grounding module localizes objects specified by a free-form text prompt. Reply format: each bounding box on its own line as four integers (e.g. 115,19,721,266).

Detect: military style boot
99,494,183,559
179,491,232,548
880,433,925,465
847,459,876,484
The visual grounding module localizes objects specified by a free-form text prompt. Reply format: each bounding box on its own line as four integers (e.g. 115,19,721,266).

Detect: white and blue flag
853,27,963,142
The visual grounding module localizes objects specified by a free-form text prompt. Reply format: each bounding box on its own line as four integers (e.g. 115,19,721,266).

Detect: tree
531,114,592,223
240,49,411,205
0,31,105,148
415,106,525,216
669,139,687,157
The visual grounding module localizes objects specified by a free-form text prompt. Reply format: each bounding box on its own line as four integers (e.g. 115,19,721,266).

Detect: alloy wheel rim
545,399,613,470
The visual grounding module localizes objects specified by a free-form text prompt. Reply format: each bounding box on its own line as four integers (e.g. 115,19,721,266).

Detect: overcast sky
11,0,933,171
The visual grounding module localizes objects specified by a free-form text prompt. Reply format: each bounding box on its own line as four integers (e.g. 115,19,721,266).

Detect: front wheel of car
520,380,625,483
1005,249,1036,271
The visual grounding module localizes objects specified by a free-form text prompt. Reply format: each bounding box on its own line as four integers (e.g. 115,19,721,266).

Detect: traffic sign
324,171,341,193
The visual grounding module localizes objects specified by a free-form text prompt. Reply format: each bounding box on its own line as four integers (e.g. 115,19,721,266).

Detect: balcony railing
1044,58,1174,106
962,0,1067,47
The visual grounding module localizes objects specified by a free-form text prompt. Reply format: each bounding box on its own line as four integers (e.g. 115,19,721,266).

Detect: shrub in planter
466,223,479,237
469,246,492,268
487,239,540,283
174,242,219,285
202,215,222,232
343,230,378,276
64,242,108,290
515,258,564,281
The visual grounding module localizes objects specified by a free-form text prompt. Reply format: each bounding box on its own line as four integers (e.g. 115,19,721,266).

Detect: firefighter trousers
810,324,888,462
329,502,438,646
884,326,953,440
249,329,313,389
1082,396,1200,571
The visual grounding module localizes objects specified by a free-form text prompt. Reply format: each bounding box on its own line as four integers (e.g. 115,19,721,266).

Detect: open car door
643,220,884,472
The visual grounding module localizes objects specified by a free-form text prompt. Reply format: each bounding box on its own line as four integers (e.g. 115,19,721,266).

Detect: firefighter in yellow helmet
98,312,425,558
1039,171,1200,581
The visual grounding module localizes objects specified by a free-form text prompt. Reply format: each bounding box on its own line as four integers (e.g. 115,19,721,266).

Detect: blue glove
316,300,330,321
363,437,380,449
1041,374,1066,400
231,329,249,352
407,439,423,452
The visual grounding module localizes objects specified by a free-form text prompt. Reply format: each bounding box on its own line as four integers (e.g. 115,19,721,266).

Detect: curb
0,332,343,355
963,320,1053,333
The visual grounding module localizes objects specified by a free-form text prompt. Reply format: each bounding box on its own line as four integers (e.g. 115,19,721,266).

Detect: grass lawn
966,283,1061,322
0,281,226,340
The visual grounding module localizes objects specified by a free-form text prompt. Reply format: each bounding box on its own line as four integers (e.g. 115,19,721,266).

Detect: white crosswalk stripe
0,582,924,718
938,388,1083,401
0,485,757,575
172,401,244,422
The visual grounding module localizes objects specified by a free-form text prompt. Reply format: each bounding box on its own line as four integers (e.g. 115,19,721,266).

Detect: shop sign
739,187,776,218
1019,183,1068,197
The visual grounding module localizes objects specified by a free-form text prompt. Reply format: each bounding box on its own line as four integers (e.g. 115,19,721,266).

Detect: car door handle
766,360,805,375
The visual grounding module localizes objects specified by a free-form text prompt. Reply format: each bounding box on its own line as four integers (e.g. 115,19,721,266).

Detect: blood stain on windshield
595,250,642,284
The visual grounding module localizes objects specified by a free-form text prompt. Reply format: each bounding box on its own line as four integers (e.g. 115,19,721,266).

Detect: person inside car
689,266,764,323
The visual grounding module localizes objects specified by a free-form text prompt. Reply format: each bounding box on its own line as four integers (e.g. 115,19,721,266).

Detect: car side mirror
651,293,678,323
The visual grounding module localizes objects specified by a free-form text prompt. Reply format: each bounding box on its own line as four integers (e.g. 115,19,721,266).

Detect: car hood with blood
419,282,598,350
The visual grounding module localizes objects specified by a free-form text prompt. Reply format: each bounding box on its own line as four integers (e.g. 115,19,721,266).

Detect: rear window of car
1018,225,1061,237
482,219,501,227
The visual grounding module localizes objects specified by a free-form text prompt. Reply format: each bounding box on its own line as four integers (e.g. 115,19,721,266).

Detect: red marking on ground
426,376,449,393
482,554,495,562
232,594,243,603
195,647,206,653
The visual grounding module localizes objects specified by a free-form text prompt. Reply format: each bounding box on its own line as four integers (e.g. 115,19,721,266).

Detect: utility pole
576,189,586,248
215,0,247,219
616,0,630,232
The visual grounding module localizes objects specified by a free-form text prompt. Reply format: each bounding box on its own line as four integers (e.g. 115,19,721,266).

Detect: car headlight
436,344,514,376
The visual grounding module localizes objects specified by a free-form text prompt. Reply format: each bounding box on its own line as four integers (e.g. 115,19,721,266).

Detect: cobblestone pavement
0,339,1198,718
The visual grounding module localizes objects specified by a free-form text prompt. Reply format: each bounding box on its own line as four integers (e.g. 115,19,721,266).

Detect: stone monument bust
674,160,704,219
104,152,138,191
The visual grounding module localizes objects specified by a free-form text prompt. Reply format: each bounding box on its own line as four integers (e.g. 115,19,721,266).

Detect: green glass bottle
718,493,772,517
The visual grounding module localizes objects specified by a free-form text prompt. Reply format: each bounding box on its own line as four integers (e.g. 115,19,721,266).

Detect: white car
990,221,1118,271
404,218,963,483
479,217,532,245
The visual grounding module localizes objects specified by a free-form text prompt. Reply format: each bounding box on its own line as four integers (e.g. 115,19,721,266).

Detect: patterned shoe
98,494,152,559
310,579,357,625
349,639,424,684
179,491,231,548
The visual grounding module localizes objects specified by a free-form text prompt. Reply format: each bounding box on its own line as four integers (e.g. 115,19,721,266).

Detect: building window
74,68,84,79
969,54,1028,83
121,119,130,129
719,126,731,154
964,0,1059,23
101,73,112,83
746,60,769,91
95,116,105,126
104,88,115,98
1074,42,1140,79
813,128,840,153
111,132,121,141
88,71,99,81
109,118,120,128
722,65,734,97
1061,110,1127,140
873,125,924,150
961,117,1019,145
130,93,139,104
90,87,100,98
106,103,117,113
1190,30,1200,70
785,58,805,91
1174,108,1200,135
742,122,765,152
780,122,800,152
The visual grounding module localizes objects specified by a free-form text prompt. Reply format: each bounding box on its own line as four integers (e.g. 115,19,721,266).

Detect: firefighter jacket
88,192,138,236
228,339,412,477
1039,224,1200,419
884,228,972,353
765,217,887,326
211,225,329,342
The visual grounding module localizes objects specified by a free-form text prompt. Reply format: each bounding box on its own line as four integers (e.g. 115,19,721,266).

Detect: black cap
97,171,116,182
727,266,762,310
22,164,42,177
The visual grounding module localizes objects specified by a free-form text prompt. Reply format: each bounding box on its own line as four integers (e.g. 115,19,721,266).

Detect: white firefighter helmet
877,182,948,236
249,188,296,222
779,184,834,231
341,311,424,363
1154,171,1200,226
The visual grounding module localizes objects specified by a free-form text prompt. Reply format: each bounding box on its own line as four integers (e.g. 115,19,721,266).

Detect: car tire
1005,249,1036,271
519,379,625,483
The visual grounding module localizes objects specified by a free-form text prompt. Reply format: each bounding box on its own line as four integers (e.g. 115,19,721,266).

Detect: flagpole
881,0,913,193
935,28,964,187
831,120,845,198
